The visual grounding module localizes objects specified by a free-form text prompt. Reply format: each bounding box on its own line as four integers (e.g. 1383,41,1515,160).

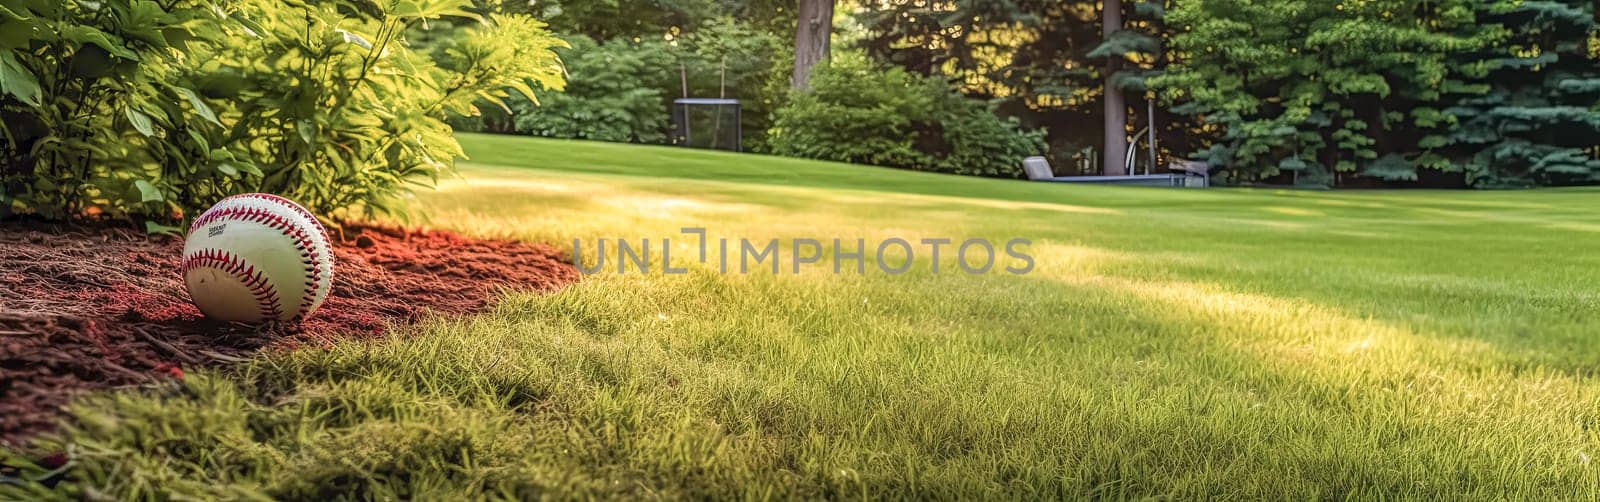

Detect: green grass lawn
8,133,1600,499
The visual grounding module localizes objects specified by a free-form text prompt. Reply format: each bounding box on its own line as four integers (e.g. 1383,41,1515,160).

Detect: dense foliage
768,56,1047,177
507,0,793,42
1442,1,1600,187
462,1,790,152
1154,0,1598,187
509,36,674,143
859,1,1194,174
0,0,227,222
3,0,1592,192
470,0,1073,169
0,0,565,224
505,20,785,149
859,0,1598,187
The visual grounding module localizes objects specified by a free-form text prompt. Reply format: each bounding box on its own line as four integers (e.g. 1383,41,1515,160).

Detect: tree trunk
1145,0,1160,175
1147,97,1157,174
1101,0,1127,176
792,0,834,90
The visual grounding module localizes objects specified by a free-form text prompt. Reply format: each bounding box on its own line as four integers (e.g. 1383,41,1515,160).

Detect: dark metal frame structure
672,98,742,152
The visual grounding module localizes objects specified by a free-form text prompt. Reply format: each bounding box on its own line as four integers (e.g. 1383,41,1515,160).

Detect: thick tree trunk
1102,0,1126,176
1147,97,1157,174
792,0,834,90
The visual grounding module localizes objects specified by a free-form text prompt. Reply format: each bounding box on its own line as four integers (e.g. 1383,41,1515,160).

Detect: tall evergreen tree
1155,0,1498,186
1443,1,1600,187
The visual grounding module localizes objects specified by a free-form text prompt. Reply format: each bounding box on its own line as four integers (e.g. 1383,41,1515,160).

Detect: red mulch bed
0,221,578,445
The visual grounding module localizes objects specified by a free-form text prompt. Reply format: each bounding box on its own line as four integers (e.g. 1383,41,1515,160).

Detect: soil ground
0,221,578,445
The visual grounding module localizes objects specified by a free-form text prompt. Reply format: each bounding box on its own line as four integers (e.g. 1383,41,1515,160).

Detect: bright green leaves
0,0,566,221
434,13,567,119
335,29,373,50
172,86,220,126
0,52,40,106
132,180,163,202
0,0,237,220
208,148,260,178
143,220,182,235
206,0,567,220
124,108,155,137
296,119,317,145
387,0,478,23
62,25,139,60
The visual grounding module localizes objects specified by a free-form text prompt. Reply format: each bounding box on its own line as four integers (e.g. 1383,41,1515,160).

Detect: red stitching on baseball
192,195,334,321
217,193,331,246
190,206,319,257
203,194,334,321
189,205,329,321
180,248,283,320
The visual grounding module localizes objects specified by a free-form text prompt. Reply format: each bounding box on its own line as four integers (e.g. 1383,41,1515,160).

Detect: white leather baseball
181,193,335,323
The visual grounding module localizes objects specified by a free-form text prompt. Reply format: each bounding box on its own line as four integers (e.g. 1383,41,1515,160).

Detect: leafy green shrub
934,92,1053,178
507,19,786,150
0,0,234,222
0,0,566,224
510,35,674,143
209,2,566,220
767,56,1046,177
768,58,934,169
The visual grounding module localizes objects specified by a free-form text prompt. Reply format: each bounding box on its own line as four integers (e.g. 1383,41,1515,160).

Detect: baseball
181,193,335,323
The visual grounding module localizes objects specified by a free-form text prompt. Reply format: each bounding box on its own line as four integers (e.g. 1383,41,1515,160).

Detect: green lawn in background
7,133,1600,499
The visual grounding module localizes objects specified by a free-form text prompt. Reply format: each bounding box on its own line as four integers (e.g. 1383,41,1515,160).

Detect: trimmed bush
934,92,1054,178
767,56,1046,177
